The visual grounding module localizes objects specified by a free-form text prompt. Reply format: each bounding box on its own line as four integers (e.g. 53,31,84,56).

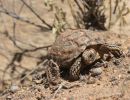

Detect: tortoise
45,29,123,85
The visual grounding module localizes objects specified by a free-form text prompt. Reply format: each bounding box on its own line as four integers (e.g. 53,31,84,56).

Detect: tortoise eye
89,54,93,58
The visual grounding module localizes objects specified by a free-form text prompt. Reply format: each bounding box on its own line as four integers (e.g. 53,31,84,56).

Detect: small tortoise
45,29,123,85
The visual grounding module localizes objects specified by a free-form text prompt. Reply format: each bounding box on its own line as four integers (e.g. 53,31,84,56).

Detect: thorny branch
20,0,52,29
0,8,50,30
2,43,52,81
0,0,53,87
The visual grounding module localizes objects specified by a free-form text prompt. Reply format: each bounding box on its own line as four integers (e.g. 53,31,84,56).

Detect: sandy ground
0,28,130,100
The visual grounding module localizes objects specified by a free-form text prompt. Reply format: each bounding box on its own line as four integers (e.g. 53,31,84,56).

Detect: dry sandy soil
0,32,130,100
0,0,130,100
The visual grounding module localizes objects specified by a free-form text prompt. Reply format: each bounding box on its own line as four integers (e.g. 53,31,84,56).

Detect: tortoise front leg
98,43,123,59
69,57,82,81
45,59,61,85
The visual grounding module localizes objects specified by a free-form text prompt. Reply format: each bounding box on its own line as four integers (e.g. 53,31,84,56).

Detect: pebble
126,75,130,80
6,96,12,100
113,59,121,66
79,75,86,82
109,76,120,85
10,84,19,93
87,77,96,84
90,67,102,76
109,76,117,82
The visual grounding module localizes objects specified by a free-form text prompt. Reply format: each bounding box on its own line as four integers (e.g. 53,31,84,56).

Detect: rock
10,84,19,93
6,96,12,100
90,67,102,76
79,75,87,82
109,76,119,85
113,59,122,66
109,76,117,82
87,77,96,84
126,75,130,80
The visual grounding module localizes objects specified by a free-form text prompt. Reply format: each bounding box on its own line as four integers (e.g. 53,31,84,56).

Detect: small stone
113,59,121,65
34,79,43,84
90,67,102,76
79,75,86,82
126,75,130,80
109,76,119,85
10,84,19,93
87,78,96,84
6,96,12,100
109,76,117,82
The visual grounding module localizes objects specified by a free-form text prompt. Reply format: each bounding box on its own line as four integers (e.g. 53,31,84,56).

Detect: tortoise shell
48,29,106,67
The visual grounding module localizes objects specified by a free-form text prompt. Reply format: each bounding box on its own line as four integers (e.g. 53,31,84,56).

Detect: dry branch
20,0,52,29
0,7,50,31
